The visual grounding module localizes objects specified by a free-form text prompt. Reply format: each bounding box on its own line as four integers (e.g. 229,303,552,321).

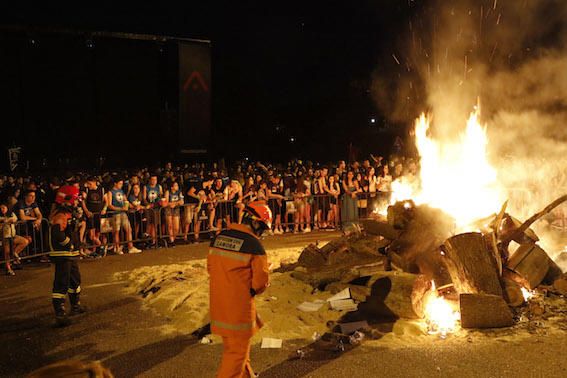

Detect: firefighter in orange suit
208,201,272,378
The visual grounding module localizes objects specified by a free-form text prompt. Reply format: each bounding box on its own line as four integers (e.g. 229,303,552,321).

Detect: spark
392,54,401,65
489,43,498,62
479,5,483,41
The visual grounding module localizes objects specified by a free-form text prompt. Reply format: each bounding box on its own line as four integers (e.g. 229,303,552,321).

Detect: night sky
0,2,420,169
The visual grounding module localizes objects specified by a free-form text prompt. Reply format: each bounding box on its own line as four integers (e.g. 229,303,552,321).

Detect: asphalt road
1,232,567,378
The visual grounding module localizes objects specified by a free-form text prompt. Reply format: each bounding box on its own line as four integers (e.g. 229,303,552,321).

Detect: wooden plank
501,194,567,245
507,244,550,289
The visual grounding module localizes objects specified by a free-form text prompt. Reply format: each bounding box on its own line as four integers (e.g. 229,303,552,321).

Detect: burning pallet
285,195,567,334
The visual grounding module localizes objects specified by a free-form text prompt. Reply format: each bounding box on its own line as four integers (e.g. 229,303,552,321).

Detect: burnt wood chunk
502,278,525,307
297,244,326,268
460,293,514,329
361,219,401,240
507,244,550,290
443,233,503,296
358,272,426,320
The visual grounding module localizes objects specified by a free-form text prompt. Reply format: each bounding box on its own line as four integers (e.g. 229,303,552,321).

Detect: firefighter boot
69,293,87,316
52,298,71,327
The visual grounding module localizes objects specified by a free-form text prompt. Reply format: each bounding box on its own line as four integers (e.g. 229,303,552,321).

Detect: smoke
371,0,567,257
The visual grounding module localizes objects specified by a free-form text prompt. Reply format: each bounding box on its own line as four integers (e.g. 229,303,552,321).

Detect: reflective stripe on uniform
52,293,66,299
49,251,80,257
211,319,255,331
68,286,81,294
208,248,251,263
61,237,71,246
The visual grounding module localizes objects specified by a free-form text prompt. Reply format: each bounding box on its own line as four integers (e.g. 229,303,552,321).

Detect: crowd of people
0,154,421,275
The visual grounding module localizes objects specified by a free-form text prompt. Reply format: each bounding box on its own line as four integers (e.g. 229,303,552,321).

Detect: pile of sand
116,244,567,347
114,245,343,342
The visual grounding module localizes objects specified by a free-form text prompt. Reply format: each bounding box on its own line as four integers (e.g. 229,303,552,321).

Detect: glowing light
414,109,503,227
424,282,460,337
521,287,534,301
381,107,503,229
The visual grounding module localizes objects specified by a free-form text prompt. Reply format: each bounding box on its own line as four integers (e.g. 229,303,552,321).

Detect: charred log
442,232,503,296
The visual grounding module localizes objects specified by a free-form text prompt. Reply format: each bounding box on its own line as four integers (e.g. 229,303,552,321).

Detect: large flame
387,108,503,228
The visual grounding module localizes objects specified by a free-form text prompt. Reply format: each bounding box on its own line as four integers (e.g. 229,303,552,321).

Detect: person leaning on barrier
164,181,184,247
224,179,244,227
81,176,106,255
211,178,225,233
182,179,201,243
143,174,163,247
268,174,285,234
15,189,43,234
127,183,146,242
1,203,30,275
208,201,271,378
105,177,141,255
49,185,86,327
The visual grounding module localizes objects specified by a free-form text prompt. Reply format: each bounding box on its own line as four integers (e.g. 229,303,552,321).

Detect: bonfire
289,105,567,342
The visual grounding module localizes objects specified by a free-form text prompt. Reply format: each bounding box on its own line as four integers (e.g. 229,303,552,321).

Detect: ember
521,287,534,302
424,282,460,337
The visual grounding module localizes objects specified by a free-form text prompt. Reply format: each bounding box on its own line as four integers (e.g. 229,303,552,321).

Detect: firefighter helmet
55,185,79,206
244,201,273,230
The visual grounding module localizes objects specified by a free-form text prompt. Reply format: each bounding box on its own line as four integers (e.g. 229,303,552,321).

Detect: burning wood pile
281,108,567,341
282,195,567,336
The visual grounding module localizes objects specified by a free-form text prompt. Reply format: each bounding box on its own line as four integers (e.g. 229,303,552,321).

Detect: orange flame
423,282,460,337
383,107,503,229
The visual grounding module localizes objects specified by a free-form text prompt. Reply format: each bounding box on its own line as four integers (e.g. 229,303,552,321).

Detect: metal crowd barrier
1,218,49,264
7,187,567,267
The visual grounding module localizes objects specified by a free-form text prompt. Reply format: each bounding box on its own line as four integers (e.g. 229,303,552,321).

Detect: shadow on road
103,334,199,377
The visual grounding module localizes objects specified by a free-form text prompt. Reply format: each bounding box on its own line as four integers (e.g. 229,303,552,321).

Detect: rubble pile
283,196,567,350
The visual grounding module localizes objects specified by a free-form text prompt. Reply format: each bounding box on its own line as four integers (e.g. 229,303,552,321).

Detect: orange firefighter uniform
208,223,269,378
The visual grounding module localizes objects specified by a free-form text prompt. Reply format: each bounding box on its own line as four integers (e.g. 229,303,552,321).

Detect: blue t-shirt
169,190,183,203
145,185,161,204
128,193,142,205
111,188,126,209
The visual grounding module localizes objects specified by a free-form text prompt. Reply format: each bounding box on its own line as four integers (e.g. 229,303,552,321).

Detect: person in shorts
1,203,29,275
143,174,163,247
164,181,184,246
14,190,43,251
268,174,285,234
81,176,106,254
127,183,146,242
182,179,201,243
105,178,141,254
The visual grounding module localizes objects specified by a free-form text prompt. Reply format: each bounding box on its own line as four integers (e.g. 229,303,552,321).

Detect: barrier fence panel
1,218,49,264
